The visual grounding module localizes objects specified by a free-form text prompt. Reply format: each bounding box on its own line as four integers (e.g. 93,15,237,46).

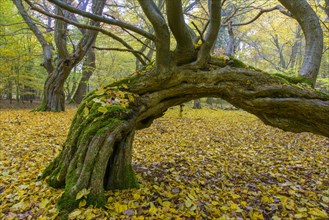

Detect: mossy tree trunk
41,58,329,214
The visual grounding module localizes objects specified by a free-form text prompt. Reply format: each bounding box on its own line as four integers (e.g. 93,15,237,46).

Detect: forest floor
0,107,328,219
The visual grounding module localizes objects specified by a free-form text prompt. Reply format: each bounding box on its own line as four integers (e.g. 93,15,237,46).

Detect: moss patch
271,73,313,85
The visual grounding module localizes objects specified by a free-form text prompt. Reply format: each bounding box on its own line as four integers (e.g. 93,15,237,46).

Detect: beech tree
13,0,105,111
29,0,329,216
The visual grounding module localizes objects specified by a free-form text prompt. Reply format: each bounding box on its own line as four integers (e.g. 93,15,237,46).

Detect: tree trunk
36,59,73,112
41,58,329,215
225,23,235,56
72,48,96,104
193,99,202,109
278,0,323,86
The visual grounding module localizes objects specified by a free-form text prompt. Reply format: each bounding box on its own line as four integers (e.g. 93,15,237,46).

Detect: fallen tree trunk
41,58,329,215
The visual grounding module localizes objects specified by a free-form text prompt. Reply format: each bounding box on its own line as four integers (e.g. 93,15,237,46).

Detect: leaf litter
0,107,328,219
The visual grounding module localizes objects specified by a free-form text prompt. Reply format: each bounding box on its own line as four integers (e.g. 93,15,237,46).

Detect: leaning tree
34,0,329,215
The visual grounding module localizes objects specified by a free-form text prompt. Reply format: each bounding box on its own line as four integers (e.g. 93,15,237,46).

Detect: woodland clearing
0,107,328,219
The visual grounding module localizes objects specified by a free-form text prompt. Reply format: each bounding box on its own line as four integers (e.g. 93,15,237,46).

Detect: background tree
0,0,44,103
13,0,106,111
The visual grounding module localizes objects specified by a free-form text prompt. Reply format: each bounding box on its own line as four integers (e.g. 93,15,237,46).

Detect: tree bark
278,0,323,86
72,48,96,104
37,59,73,111
41,58,329,214
193,99,202,109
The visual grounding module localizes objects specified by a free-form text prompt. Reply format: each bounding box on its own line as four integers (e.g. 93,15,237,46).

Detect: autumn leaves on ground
0,107,328,219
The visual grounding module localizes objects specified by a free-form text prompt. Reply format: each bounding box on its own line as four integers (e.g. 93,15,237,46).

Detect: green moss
86,193,106,208
32,101,47,112
271,73,313,85
228,56,248,68
95,118,122,136
57,192,79,213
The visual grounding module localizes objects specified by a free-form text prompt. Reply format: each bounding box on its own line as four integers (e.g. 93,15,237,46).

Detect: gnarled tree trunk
39,59,75,111
41,57,329,215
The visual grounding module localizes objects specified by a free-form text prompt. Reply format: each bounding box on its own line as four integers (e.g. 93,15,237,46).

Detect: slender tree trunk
225,23,235,56
193,99,202,109
289,26,302,74
72,48,96,104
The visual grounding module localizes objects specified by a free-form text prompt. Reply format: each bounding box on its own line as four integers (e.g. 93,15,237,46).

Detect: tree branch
12,0,54,73
166,0,195,64
138,0,171,73
54,6,69,59
194,0,222,66
278,0,323,87
223,5,292,27
92,47,150,62
24,0,146,65
43,0,155,40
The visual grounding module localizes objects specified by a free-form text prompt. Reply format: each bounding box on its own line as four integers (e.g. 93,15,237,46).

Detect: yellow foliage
0,107,328,219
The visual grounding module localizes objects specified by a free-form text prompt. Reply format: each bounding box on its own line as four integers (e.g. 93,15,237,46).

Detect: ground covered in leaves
0,107,328,219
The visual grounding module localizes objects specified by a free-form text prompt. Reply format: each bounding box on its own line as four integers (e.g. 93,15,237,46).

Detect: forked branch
195,0,222,66
138,0,171,73
166,0,195,61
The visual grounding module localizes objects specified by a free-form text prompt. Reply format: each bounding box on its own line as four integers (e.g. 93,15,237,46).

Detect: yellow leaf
250,210,264,220
184,198,192,208
297,207,307,212
122,84,128,89
309,208,328,218
322,196,329,203
98,106,108,113
127,94,135,103
76,188,90,200
149,206,157,215
114,202,127,213
39,199,49,209
95,87,105,95
83,107,89,118
231,193,241,199
230,203,239,210
220,205,229,211
133,193,140,200
294,213,306,218
162,201,171,208
79,199,86,208
68,210,82,219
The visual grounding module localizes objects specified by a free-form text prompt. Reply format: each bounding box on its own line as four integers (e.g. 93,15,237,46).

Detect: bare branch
223,5,292,27
44,0,155,40
12,0,54,73
24,0,146,65
93,46,150,62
